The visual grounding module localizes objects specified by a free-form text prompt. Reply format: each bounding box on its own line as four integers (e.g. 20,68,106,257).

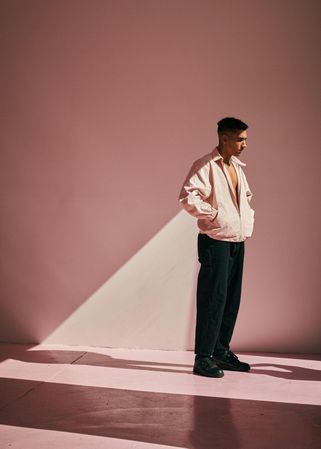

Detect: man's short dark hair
217,117,248,134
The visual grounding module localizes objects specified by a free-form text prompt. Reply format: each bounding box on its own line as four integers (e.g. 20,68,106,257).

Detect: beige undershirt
224,161,239,206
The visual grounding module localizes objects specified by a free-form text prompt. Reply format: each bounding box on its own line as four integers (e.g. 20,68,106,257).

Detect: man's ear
221,133,229,144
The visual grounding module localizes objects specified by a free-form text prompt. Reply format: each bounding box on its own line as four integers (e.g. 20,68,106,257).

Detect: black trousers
195,233,245,357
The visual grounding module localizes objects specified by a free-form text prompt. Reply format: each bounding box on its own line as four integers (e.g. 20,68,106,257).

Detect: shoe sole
193,368,224,378
215,362,250,372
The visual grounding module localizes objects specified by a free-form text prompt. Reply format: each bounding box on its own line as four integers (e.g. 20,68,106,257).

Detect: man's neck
217,146,231,165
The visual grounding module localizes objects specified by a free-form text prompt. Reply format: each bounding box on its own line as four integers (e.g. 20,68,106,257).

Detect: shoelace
227,351,239,361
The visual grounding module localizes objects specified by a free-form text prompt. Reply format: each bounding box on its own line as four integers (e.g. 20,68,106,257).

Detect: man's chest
224,163,238,192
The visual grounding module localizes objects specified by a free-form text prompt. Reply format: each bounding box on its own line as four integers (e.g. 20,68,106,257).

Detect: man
179,117,254,378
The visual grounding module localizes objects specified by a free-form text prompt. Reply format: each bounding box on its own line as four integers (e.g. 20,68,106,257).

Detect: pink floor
0,344,320,449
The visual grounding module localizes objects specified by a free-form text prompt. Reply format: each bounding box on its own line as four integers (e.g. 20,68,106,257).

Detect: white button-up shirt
179,147,255,242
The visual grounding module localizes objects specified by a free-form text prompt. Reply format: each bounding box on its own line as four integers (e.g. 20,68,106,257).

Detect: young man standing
179,117,255,378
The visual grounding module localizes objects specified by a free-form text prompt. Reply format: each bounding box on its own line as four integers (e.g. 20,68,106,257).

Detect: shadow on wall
39,212,199,349
2,200,199,348
1,0,216,346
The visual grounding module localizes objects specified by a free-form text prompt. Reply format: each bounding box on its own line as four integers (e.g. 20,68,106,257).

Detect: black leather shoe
193,357,224,378
213,350,250,372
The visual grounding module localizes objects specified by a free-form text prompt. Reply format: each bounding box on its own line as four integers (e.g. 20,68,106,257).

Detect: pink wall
1,0,320,352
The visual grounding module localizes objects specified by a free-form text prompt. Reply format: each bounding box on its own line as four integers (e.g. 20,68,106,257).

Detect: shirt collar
212,147,246,166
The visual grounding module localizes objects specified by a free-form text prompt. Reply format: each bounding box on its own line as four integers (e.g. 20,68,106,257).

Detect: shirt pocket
215,207,240,238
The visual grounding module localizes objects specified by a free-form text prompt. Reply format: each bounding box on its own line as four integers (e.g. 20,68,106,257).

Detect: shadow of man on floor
0,344,193,375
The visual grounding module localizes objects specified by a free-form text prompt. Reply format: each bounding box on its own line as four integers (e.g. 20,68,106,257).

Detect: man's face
224,130,248,158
